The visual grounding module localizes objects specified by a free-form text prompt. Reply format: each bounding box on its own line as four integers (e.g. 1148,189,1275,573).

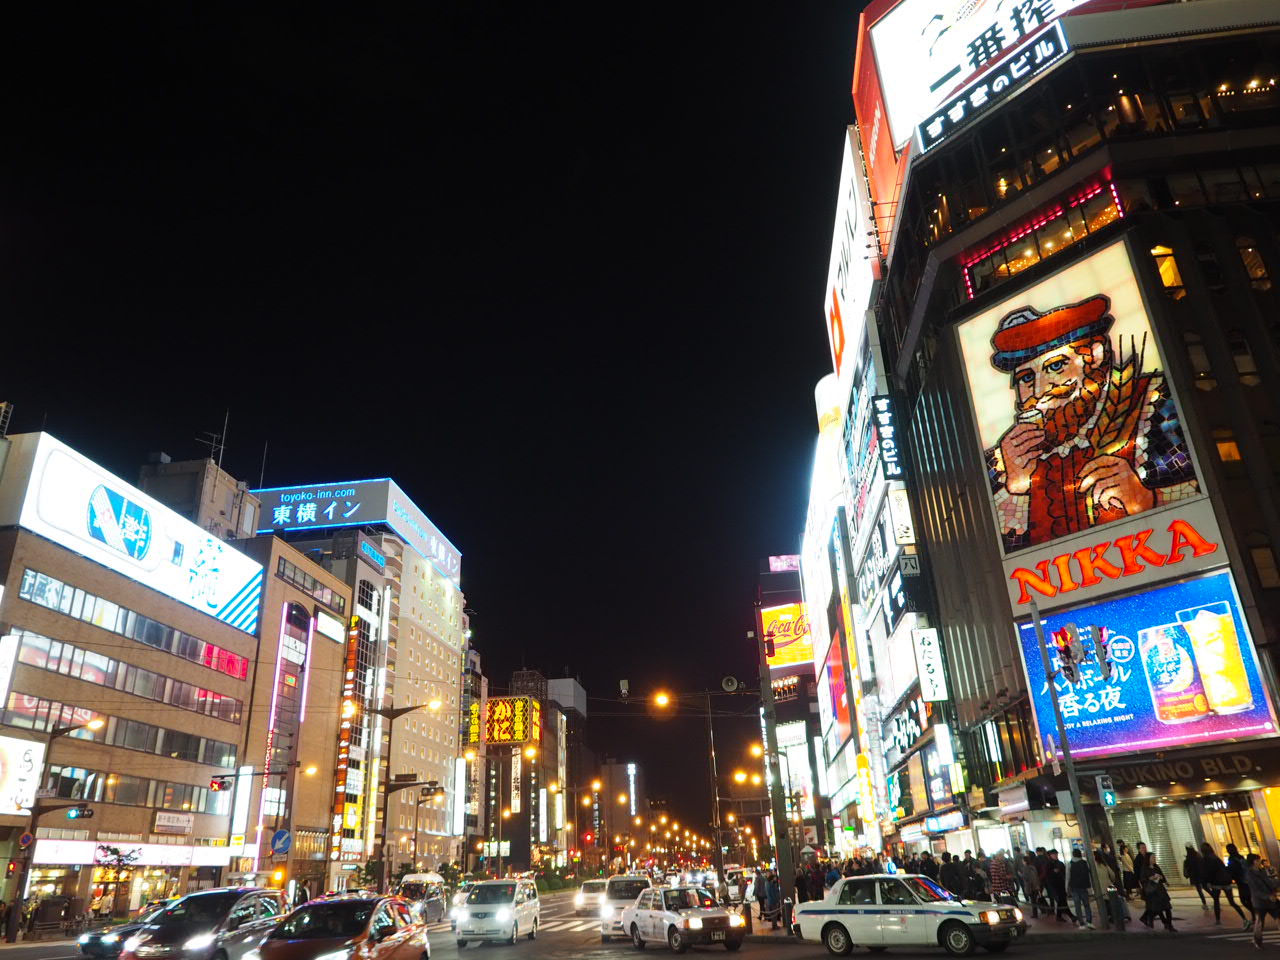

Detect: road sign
270,830,292,855
1095,775,1117,807
17,832,33,849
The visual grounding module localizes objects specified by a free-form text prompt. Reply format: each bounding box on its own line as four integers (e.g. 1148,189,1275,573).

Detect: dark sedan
80,907,167,957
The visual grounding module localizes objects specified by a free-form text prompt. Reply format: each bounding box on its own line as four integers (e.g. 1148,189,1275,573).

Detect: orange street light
654,692,671,708
749,743,763,758
733,771,748,784
582,795,592,807
617,793,628,805
524,745,538,759
592,779,603,792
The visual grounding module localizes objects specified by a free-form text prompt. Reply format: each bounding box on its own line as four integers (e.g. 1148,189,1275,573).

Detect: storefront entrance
1109,802,1198,884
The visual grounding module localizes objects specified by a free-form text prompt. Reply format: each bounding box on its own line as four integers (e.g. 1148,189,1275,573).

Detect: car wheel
940,921,976,957
602,934,612,943
456,940,467,949
528,918,537,940
668,927,689,955
507,921,518,945
631,924,646,950
823,922,854,956
725,941,742,952
984,945,1009,954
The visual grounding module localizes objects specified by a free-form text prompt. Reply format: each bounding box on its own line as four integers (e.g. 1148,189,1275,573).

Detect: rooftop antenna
196,409,230,469
258,439,269,488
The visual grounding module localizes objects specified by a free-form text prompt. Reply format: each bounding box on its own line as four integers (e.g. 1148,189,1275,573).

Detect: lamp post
6,717,105,943
372,700,442,891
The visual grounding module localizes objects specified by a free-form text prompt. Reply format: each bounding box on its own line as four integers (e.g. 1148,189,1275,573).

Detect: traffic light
6,861,16,877
583,832,594,845
1094,625,1114,682
1051,624,1085,684
66,804,93,819
210,776,232,792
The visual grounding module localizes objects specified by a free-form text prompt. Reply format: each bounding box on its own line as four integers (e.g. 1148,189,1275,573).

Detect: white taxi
599,875,655,942
453,879,540,947
794,874,1026,956
619,886,746,953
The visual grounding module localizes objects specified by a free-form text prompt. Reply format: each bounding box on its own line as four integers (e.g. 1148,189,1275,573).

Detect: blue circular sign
270,830,292,854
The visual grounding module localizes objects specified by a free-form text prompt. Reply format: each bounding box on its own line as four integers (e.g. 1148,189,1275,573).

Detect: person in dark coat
1227,844,1255,924
794,869,809,904
752,871,768,921
939,852,965,897
1140,863,1175,932
1181,844,1207,908
1133,842,1155,889
808,865,825,902
920,853,939,881
1246,854,1278,947
766,874,782,929
1067,849,1094,928
1044,850,1073,922
1201,842,1248,926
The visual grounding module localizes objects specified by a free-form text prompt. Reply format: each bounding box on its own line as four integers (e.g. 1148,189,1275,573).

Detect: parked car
574,880,607,917
453,879,540,947
80,905,168,958
620,885,745,953
120,888,287,960
250,895,428,960
599,875,654,942
793,874,1026,956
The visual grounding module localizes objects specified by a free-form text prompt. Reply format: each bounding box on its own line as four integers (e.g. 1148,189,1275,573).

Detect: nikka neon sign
1000,499,1225,613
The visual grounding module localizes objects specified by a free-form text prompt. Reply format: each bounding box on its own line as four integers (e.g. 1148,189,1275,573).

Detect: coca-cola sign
762,603,814,673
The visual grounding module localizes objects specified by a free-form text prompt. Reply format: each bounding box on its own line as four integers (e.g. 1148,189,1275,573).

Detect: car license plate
712,931,726,941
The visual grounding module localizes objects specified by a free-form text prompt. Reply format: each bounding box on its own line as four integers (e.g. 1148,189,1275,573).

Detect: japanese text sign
484,696,538,745
1017,570,1276,760
917,22,1069,152
871,0,1092,148
0,735,45,815
871,395,904,479
913,628,949,701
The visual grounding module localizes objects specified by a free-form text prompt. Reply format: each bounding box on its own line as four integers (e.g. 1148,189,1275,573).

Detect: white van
454,878,540,946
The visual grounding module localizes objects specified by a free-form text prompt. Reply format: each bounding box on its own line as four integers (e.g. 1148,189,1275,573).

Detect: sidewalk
741,891,1234,944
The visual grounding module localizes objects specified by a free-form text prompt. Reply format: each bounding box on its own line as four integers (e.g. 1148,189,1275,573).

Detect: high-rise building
0,434,261,912
251,480,467,882
844,0,1280,864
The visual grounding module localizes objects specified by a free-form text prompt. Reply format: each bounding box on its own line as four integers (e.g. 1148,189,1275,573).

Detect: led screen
1017,570,1276,759
823,632,854,748
762,602,814,672
957,241,1200,556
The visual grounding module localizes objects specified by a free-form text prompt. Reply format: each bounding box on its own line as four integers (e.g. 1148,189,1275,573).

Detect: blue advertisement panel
1018,570,1277,760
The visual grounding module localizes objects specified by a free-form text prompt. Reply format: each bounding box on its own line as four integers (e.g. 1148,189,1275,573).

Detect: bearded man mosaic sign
957,241,1201,553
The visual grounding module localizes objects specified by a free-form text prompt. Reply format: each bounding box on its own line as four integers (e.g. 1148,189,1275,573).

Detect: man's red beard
1021,361,1109,446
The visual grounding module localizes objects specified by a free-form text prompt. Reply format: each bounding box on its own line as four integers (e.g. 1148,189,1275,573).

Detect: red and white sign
823,126,878,382
1004,498,1224,612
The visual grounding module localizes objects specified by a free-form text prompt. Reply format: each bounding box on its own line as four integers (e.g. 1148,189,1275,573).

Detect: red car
250,896,428,960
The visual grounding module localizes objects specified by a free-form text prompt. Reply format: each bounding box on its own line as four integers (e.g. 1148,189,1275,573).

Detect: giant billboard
252,478,461,585
824,127,878,383
0,434,263,634
762,603,814,673
1017,571,1277,759
957,240,1202,563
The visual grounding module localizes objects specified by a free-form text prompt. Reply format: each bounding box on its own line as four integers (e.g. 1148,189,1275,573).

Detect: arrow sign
270,830,292,855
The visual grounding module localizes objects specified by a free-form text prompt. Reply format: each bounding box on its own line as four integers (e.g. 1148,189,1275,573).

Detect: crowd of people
735,839,1280,946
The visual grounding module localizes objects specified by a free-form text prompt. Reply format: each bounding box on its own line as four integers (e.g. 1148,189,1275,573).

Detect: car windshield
663,889,716,911
467,884,516,905
606,880,649,900
581,881,605,894
153,892,243,930
399,883,426,900
270,901,374,940
904,878,956,903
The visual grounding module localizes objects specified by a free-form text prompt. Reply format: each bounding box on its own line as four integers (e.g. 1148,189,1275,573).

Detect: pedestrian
1201,843,1247,926
1018,854,1042,918
1117,841,1136,898
1246,853,1279,949
990,851,1016,905
1229,843,1257,925
826,863,841,889
752,870,767,922
1182,844,1208,909
1139,859,1175,931
940,852,965,896
1067,849,1094,929
766,873,782,930
794,868,809,904
921,853,939,881
1044,850,1073,922
1133,841,1154,889
809,864,825,902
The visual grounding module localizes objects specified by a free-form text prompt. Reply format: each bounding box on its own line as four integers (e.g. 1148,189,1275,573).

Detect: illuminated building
849,0,1280,865
251,479,468,881
0,434,262,910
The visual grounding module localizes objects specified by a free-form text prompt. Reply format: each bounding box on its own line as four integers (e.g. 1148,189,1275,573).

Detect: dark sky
2,7,857,830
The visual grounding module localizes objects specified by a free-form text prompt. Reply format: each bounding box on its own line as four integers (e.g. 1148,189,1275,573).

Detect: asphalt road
5,905,1274,960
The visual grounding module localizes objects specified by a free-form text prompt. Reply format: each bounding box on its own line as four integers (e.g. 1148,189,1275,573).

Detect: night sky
2,7,858,830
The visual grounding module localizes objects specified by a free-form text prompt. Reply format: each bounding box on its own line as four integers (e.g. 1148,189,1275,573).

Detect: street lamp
371,700,443,890
6,717,105,943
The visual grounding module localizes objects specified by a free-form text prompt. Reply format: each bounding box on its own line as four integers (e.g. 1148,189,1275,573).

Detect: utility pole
752,601,796,925
704,691,726,886
1029,599,1110,928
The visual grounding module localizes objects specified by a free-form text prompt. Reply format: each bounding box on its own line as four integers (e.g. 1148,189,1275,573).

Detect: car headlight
123,939,144,954
729,915,745,928
496,908,511,922
103,935,121,944
1013,908,1024,922
601,906,614,919
980,911,1000,925
685,917,703,930
574,893,584,905
183,934,216,952
80,935,93,944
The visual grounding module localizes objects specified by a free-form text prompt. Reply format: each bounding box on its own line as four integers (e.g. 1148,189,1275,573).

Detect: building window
1237,237,1272,292
357,580,378,614
1214,428,1243,462
1251,546,1280,589
1151,245,1186,299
